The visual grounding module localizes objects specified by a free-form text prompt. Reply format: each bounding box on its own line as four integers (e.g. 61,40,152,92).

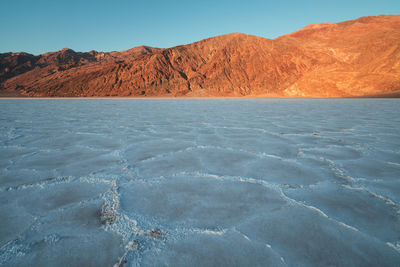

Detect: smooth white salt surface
0,99,399,266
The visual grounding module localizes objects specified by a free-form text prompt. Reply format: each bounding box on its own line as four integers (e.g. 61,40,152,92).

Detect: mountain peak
60,48,73,52
1,14,399,97
226,32,247,36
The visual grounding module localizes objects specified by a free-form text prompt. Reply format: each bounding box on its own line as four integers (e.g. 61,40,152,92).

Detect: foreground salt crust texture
0,99,399,266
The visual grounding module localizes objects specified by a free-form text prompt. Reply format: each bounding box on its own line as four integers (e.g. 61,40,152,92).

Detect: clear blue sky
1,0,399,55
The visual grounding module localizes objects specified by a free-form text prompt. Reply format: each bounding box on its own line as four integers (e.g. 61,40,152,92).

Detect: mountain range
1,15,399,97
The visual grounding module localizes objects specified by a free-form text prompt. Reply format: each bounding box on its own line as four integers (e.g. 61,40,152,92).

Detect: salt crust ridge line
98,150,177,267
0,189,397,261
0,176,74,192
299,150,400,212
2,138,399,264
0,174,117,193
99,179,140,267
93,167,292,266
0,194,104,264
137,144,289,164
386,242,400,253
231,228,287,265
342,184,400,215
198,171,400,254
172,171,363,233
0,176,152,265
296,152,400,251
97,151,142,267
168,170,400,255
0,171,128,265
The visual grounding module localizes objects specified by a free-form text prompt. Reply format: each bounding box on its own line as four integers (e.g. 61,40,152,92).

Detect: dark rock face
0,52,38,84
1,15,399,97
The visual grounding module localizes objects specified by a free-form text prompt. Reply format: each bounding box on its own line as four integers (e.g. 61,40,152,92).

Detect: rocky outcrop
1,15,399,97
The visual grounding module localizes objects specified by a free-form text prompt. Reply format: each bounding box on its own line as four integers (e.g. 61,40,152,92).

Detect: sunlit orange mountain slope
1,15,399,97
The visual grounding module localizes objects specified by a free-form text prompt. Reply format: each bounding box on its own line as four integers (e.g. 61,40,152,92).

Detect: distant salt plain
0,99,399,266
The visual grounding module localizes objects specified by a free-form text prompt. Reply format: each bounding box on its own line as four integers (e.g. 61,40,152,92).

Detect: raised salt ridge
0,99,399,266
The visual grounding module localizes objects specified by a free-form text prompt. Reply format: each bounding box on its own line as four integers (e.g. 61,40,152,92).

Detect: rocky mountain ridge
1,15,399,97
